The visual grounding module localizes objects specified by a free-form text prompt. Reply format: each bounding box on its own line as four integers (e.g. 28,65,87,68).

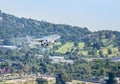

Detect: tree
36,78,48,84
118,46,120,52
93,42,101,50
106,72,117,84
108,48,112,55
88,49,97,56
99,50,104,57
56,72,71,84
74,42,78,47
56,73,66,84
3,39,11,45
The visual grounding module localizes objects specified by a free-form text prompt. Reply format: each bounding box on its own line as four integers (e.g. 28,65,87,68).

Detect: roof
0,45,17,49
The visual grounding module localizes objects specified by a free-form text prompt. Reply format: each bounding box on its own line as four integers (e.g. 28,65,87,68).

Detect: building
49,56,73,64
0,45,17,50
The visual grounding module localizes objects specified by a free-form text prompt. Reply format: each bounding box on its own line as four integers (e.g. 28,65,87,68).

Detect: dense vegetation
0,11,90,42
0,11,120,57
0,48,120,80
0,11,120,83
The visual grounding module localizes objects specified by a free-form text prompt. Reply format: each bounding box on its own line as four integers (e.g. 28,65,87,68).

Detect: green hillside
0,11,120,81
0,11,120,58
0,11,90,43
56,42,74,54
50,38,120,57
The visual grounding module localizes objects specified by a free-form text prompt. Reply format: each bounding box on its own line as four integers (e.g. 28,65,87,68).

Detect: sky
0,0,120,31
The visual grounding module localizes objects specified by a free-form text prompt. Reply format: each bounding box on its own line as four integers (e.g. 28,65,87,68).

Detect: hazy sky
0,0,120,31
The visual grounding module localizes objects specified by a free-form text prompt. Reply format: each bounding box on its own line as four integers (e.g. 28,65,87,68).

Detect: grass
0,79,37,84
56,42,74,54
78,42,85,49
55,42,85,55
111,48,118,53
78,50,88,56
101,48,108,55
0,77,55,84
54,42,62,46
54,41,120,58
101,39,108,43
97,47,119,57
107,45,114,48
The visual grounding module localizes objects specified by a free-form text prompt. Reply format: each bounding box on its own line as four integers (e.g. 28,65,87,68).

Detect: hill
0,11,120,81
0,11,90,42
0,11,120,57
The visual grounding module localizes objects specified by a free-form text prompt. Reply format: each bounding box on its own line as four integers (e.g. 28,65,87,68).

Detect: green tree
108,48,112,55
36,78,48,84
99,50,104,57
74,42,78,47
56,72,71,84
118,46,120,52
106,72,117,84
56,73,66,84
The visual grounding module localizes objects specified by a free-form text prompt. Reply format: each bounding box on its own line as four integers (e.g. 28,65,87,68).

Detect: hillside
51,30,120,57
0,11,120,58
0,11,120,81
0,11,90,42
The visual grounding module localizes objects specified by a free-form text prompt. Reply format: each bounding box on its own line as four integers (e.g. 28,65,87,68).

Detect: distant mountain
0,11,90,42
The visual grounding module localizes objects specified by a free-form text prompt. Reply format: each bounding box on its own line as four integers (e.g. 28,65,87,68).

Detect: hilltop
0,11,90,42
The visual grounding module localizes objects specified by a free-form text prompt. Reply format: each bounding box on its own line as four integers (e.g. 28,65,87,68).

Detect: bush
36,78,48,84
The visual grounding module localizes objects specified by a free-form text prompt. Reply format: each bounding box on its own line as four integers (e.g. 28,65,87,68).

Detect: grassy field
55,42,85,54
53,41,120,57
78,42,87,55
0,77,55,84
56,42,74,54
78,50,88,56
97,45,120,57
0,79,97,84
54,42,62,46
